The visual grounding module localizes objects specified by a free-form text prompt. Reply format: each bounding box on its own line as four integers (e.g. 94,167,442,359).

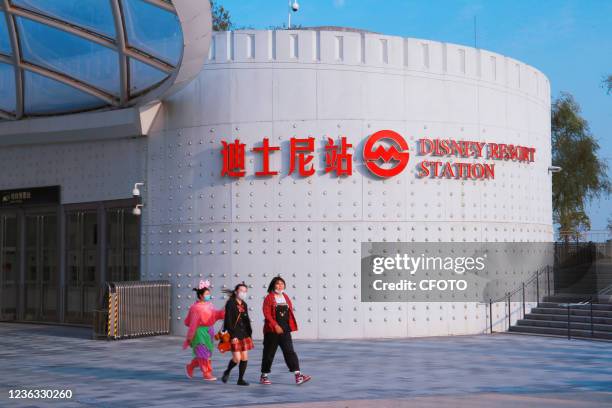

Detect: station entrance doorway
0,186,140,325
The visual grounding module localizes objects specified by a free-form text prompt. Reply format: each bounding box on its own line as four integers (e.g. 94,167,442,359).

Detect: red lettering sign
324,137,353,176
220,133,535,180
252,137,280,176
289,137,315,177
221,139,246,177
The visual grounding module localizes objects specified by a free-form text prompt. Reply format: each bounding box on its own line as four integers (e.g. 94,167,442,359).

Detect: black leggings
261,332,300,373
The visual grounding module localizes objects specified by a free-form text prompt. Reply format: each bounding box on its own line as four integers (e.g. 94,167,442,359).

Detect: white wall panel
0,29,552,340
0,138,145,203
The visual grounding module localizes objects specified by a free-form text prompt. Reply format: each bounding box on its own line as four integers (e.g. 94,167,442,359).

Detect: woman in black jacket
221,282,253,385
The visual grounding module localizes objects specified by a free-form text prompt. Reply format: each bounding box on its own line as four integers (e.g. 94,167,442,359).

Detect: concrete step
526,313,612,325
516,318,612,332
529,307,612,318
509,325,612,340
543,294,612,304
537,302,612,311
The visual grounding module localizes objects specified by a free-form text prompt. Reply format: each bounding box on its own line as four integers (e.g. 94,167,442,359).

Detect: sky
221,0,612,231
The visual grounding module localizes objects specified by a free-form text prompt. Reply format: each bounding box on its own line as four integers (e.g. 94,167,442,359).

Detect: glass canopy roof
0,0,183,119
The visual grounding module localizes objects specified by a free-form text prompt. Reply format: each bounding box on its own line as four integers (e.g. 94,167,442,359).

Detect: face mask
204,295,212,301
274,289,284,295
237,291,247,300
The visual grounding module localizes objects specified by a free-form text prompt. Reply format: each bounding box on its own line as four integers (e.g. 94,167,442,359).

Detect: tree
604,74,612,95
210,0,232,31
552,93,611,242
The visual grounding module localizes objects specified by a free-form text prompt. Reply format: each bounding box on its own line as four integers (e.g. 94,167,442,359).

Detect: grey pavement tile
0,322,611,407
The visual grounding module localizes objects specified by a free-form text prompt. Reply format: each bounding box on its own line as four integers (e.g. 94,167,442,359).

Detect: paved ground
0,322,611,408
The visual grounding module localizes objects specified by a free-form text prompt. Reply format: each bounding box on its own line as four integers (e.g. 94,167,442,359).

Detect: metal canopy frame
0,0,179,120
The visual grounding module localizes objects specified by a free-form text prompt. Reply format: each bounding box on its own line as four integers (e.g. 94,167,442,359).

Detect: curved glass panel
129,58,168,96
123,0,182,65
0,0,206,120
11,0,116,38
17,17,120,95
0,11,12,55
0,63,16,113
24,71,106,115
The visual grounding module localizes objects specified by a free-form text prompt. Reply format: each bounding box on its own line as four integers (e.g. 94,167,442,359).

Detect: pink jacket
182,301,225,349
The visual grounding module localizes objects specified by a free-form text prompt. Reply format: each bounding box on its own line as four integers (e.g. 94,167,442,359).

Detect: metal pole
507,293,511,329
489,298,493,333
567,303,571,340
536,269,540,304
522,282,525,318
590,298,594,338
547,265,550,297
287,1,291,29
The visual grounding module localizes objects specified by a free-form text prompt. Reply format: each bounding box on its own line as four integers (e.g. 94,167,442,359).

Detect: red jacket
262,292,298,334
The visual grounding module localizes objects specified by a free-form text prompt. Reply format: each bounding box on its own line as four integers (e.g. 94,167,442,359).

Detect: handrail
598,283,612,296
489,266,548,304
488,265,553,334
558,297,593,340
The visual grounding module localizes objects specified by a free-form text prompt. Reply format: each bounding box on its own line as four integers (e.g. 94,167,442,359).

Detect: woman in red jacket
260,276,311,385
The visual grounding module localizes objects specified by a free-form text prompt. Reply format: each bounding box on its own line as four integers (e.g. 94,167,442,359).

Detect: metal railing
557,229,612,243
559,298,594,340
94,280,171,340
488,265,553,334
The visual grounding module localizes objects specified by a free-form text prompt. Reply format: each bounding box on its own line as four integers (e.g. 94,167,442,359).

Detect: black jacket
223,297,253,339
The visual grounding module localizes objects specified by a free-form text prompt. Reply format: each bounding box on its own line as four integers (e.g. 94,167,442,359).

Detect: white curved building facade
144,29,552,338
0,28,552,339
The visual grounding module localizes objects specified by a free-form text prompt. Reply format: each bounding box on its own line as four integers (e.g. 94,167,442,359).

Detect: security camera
132,182,144,197
291,0,299,12
133,204,143,216
548,166,562,174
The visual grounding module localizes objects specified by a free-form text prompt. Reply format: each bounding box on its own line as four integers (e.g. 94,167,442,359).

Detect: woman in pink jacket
182,280,225,380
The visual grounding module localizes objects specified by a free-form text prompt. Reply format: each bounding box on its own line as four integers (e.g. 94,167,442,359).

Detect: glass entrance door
0,213,19,321
65,211,98,324
24,213,58,322
107,208,140,282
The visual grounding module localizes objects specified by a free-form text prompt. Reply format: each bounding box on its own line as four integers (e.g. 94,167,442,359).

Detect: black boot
222,360,237,383
237,360,249,385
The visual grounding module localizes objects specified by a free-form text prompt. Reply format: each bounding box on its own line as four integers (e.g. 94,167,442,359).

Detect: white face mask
274,289,284,295
237,291,248,300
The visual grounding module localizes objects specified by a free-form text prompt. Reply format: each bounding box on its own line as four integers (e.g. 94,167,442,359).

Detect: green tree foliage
211,0,232,31
552,93,611,242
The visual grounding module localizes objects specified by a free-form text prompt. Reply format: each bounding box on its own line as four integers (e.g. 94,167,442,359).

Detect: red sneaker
260,374,272,385
295,373,311,385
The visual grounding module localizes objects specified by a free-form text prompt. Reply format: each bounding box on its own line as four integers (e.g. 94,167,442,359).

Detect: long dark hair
267,276,286,293
222,282,248,299
192,286,210,300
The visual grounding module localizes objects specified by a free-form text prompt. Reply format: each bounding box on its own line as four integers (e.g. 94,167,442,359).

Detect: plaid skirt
230,336,254,352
